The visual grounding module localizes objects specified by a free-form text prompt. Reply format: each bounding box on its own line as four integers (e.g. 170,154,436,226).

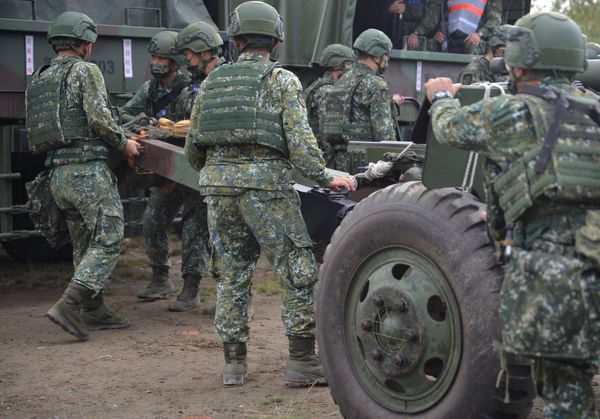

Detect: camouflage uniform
399,0,444,51
120,71,190,122
186,51,332,343
304,73,334,148
458,56,499,84
45,56,128,294
430,77,600,418
328,63,397,172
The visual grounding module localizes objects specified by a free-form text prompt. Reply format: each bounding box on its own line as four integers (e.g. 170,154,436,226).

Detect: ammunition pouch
576,210,600,269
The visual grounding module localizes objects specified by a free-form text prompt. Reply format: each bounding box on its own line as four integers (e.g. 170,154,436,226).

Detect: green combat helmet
354,29,392,57
488,27,507,48
319,44,355,68
228,1,284,42
148,31,180,58
505,11,586,73
47,11,97,43
176,22,223,53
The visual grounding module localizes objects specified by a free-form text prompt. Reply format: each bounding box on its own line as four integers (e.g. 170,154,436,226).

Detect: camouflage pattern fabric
206,190,317,342
304,73,334,146
176,58,225,119
119,71,190,121
186,51,332,195
186,51,330,342
430,77,600,416
327,62,397,172
142,184,209,277
50,161,124,295
533,358,598,418
458,56,498,84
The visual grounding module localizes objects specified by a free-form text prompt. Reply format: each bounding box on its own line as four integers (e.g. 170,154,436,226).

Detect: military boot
137,266,175,300
168,274,201,312
45,283,92,341
284,336,327,387
81,291,130,331
223,342,248,386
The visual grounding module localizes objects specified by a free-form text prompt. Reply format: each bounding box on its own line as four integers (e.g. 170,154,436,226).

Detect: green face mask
150,63,171,79
186,63,204,82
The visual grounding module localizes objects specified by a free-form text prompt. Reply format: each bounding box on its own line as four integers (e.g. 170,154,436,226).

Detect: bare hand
389,0,406,14
327,176,357,192
480,210,488,222
392,94,404,105
465,32,481,48
122,139,141,158
424,77,462,102
407,34,419,50
434,31,445,44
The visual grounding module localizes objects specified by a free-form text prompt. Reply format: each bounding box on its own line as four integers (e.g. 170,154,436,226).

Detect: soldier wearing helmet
304,43,354,144
176,21,227,118
185,0,355,387
26,12,140,341
119,31,190,124
426,12,600,417
458,27,507,85
321,28,401,172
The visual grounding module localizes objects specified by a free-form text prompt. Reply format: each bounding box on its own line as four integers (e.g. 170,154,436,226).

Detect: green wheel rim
345,246,462,413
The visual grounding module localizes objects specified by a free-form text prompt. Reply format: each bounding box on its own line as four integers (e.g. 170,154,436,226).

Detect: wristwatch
431,90,453,104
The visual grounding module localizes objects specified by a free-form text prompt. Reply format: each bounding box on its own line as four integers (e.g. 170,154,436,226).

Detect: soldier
458,27,507,85
185,0,356,387
322,29,401,172
176,22,227,118
384,0,443,50
425,12,600,417
304,43,354,146
119,31,189,123
26,12,140,340
432,0,503,54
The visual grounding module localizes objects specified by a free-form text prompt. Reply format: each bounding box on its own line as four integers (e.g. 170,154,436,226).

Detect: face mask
506,67,518,94
185,62,204,82
150,63,171,79
377,57,389,75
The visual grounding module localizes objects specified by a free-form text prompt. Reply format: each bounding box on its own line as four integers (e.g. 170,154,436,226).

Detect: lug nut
393,355,406,367
372,295,385,307
407,329,419,342
369,349,383,362
395,298,408,313
360,319,374,332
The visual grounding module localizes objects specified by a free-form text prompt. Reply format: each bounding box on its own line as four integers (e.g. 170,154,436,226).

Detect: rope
355,142,414,181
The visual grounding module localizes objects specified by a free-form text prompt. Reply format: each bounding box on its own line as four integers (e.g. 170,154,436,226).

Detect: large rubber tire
317,182,534,419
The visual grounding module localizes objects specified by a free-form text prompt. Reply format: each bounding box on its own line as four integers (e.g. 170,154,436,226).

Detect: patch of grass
261,395,285,406
254,275,280,296
198,284,215,299
117,257,148,268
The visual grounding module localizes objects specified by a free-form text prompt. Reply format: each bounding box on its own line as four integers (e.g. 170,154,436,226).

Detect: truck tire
317,181,534,419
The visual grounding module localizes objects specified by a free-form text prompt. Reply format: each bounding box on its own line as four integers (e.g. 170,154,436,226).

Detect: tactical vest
447,0,486,36
321,78,373,144
193,60,288,156
304,77,334,134
493,87,600,223
149,77,188,120
26,59,94,154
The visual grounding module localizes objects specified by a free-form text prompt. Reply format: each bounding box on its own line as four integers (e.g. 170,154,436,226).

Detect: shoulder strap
520,84,600,173
152,79,188,116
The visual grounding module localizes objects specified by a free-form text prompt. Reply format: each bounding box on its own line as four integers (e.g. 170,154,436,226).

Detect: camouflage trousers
205,188,318,343
499,216,600,418
50,161,123,295
531,358,598,418
142,184,209,277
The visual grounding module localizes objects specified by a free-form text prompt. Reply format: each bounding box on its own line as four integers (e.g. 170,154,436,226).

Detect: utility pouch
575,209,600,269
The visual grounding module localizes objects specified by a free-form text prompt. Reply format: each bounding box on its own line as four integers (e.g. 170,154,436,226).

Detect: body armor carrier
193,60,288,156
26,59,94,154
149,77,188,119
321,78,373,144
304,77,334,133
493,86,600,223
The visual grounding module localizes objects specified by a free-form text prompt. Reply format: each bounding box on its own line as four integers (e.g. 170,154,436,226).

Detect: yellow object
158,117,174,128
172,119,190,138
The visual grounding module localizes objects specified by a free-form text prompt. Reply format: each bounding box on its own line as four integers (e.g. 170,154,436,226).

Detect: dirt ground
1,236,598,419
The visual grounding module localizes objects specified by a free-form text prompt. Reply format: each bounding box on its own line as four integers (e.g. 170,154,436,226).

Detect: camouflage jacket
458,56,495,85
176,58,226,120
119,71,190,121
337,63,397,142
304,73,334,140
47,56,127,162
185,51,331,195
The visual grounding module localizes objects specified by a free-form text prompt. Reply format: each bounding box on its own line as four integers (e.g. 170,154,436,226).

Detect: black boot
81,292,130,331
284,336,327,386
223,342,248,386
45,283,92,341
137,266,175,300
168,274,201,312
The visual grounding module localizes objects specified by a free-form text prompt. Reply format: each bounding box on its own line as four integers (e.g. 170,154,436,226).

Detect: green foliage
551,0,600,43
